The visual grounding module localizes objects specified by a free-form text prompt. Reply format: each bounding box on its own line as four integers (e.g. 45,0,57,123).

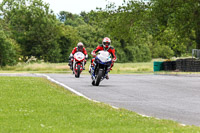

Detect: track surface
1,73,200,126
46,73,200,126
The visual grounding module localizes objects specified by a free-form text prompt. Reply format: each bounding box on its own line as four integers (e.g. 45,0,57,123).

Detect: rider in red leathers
90,37,117,79
68,42,88,70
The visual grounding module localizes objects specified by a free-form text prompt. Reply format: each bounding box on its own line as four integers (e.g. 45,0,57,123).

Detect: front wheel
92,80,95,86
95,69,103,86
75,64,81,78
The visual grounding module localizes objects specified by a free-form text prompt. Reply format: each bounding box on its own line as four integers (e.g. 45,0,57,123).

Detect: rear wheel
95,69,103,86
75,64,81,78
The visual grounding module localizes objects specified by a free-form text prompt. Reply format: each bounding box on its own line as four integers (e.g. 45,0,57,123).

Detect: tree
58,11,85,27
58,24,80,62
80,11,90,24
0,0,62,62
93,1,152,62
151,0,200,49
75,24,107,59
0,29,19,66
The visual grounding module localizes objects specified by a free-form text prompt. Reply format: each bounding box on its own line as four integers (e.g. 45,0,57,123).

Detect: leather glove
92,52,96,57
112,58,117,62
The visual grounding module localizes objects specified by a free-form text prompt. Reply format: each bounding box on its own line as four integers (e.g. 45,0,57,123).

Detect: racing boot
68,64,72,70
88,64,91,74
105,73,109,80
83,60,87,70
69,62,72,70
68,60,72,70
70,62,73,70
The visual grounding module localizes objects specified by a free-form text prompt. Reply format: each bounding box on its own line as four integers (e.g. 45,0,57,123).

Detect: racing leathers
91,44,117,79
69,47,88,70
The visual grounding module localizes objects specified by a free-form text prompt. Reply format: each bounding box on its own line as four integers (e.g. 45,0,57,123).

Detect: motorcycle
73,52,86,78
90,51,112,86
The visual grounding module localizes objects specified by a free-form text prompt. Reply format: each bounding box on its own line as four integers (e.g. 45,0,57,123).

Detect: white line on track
36,73,187,126
36,74,119,109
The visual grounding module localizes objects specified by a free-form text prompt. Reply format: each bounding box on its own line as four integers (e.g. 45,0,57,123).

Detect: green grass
1,60,200,75
0,77,200,132
0,62,71,73
111,62,153,74
0,61,154,74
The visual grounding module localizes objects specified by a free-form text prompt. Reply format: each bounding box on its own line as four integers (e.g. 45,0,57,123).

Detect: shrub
0,30,19,66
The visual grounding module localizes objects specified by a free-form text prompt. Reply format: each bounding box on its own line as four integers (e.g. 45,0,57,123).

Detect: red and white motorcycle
73,52,86,78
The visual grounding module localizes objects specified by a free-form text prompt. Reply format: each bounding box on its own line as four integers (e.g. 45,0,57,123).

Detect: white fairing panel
97,51,111,62
74,52,85,61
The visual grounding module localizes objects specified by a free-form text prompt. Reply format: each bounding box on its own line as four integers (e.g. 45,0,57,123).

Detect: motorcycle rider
68,42,88,70
90,37,117,79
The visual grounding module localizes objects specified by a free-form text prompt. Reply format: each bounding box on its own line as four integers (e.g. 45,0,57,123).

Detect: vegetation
0,0,199,66
2,61,200,75
0,29,19,66
1,76,200,132
0,62,154,74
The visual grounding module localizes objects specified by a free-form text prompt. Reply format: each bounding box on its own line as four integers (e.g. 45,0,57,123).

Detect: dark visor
103,42,110,45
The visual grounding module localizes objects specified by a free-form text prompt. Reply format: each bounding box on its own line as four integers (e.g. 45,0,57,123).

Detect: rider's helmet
102,37,111,49
77,42,84,50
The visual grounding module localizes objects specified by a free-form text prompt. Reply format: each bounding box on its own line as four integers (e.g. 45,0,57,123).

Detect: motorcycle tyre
75,64,81,78
92,80,95,86
95,69,103,86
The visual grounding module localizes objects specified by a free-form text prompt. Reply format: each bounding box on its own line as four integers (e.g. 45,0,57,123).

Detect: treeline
0,0,199,66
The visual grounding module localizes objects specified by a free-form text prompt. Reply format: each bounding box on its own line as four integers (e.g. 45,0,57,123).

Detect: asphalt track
1,73,200,126
44,73,200,126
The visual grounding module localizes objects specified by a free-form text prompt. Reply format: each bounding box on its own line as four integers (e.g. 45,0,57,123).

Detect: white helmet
102,37,111,49
77,42,84,50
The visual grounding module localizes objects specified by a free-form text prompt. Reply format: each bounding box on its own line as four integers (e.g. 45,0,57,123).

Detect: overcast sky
0,0,124,14
44,0,124,14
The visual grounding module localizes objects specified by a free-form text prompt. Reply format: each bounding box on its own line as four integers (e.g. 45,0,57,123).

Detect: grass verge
1,61,200,75
0,62,71,73
0,76,200,132
0,61,154,74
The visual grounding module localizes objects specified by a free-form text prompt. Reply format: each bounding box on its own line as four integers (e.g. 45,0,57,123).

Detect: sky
0,0,124,15
0,0,150,15
43,0,124,14
0,0,124,14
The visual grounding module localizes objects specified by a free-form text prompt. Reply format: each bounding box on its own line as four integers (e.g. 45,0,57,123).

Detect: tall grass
1,76,200,132
0,62,70,73
1,59,199,74
0,61,154,74
111,62,153,74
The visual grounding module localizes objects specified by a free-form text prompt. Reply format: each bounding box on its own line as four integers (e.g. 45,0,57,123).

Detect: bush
152,44,174,59
0,30,19,66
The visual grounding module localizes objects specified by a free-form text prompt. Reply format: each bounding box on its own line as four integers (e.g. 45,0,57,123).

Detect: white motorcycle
73,52,86,78
90,51,112,86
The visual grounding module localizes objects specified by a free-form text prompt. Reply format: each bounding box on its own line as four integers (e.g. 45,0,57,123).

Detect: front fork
73,59,76,72
91,63,109,80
